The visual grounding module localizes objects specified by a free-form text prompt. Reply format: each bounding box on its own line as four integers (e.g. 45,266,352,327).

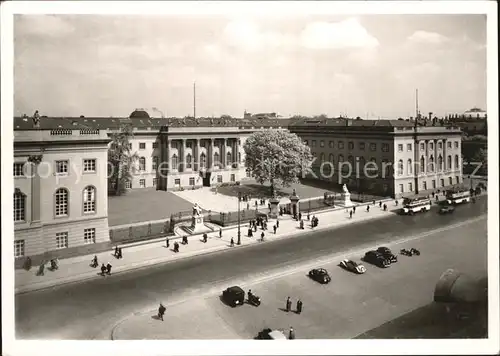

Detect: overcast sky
14,14,486,118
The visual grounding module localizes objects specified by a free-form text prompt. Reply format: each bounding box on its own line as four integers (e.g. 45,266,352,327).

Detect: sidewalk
15,198,397,294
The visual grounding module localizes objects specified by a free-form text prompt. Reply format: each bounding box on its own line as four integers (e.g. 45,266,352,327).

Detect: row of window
14,228,96,258
305,140,384,151
13,186,96,222
136,152,243,172
134,140,242,151
126,173,237,189
14,159,97,177
396,155,460,175
398,141,459,152
305,140,460,153
398,176,460,194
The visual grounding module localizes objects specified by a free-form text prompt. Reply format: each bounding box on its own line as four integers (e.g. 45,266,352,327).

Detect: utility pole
414,89,419,195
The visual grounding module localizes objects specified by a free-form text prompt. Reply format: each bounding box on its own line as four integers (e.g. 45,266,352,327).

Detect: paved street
112,216,487,339
15,197,487,339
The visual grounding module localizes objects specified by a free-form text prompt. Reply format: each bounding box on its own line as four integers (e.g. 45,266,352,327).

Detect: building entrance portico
201,171,211,187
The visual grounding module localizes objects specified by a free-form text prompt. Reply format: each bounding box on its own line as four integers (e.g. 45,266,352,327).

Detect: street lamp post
237,191,241,245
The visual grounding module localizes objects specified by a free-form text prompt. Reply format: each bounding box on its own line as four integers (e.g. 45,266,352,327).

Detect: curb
15,209,397,294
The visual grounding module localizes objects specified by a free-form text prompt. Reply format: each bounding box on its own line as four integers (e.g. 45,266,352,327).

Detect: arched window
329,154,335,164
338,154,344,162
447,155,452,170
226,151,232,165
428,155,434,172
398,160,404,175
172,154,178,170
139,157,146,171
83,186,96,213
407,159,413,175
320,153,325,162
14,189,25,222
200,153,206,168
438,155,443,171
214,152,220,167
420,156,425,173
454,155,459,170
186,153,192,169
55,188,69,217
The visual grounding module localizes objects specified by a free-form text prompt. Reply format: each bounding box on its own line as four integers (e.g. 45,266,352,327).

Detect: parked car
400,248,421,256
363,251,391,268
376,247,398,263
339,259,366,274
439,205,455,214
256,328,288,340
308,268,331,284
222,286,245,307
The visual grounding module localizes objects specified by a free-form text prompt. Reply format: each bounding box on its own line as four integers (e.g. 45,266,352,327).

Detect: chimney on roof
32,110,40,128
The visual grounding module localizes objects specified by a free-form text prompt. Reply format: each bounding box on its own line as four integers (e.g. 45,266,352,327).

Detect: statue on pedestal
192,203,201,216
342,184,349,194
341,184,354,208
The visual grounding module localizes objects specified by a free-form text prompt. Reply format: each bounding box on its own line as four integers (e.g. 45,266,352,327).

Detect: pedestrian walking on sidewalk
261,231,265,241
173,242,180,253
395,200,399,206
166,238,170,248
100,263,107,276
91,255,98,268
379,201,382,208
37,262,45,276
353,205,356,214
383,204,387,211
276,219,280,228
106,262,112,275
349,210,353,219
230,237,235,247
158,303,166,321
299,220,304,229
24,257,32,271
273,225,277,234
289,326,295,340
203,233,208,243
114,246,119,258
286,297,292,312
248,227,253,237
117,248,123,259
219,228,222,238
296,299,303,314
366,205,370,212
298,212,302,221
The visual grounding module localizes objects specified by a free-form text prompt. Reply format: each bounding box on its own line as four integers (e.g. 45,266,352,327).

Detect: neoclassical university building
13,109,463,258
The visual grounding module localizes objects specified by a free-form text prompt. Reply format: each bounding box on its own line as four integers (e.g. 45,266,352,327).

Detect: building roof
13,115,294,131
289,118,415,128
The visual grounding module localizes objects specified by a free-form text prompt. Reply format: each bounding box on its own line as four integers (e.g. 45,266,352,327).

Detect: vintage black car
222,286,245,307
363,250,391,268
308,268,331,284
439,205,455,214
256,328,288,340
376,247,398,263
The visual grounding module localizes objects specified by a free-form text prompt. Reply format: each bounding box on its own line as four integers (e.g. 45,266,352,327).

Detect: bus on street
401,196,432,215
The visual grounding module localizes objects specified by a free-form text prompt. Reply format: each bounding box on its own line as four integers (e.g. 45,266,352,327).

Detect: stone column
443,139,447,172
194,139,199,171
180,139,186,172
208,138,214,170
167,139,172,172
221,138,226,167
232,139,238,168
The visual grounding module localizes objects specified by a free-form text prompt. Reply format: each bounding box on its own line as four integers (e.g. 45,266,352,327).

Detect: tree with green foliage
472,148,487,174
108,124,139,196
243,130,313,197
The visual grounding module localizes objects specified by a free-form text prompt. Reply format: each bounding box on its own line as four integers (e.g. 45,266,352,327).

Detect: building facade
288,118,463,198
14,117,111,258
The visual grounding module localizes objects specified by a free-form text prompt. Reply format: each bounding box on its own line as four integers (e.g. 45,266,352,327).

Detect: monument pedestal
341,192,354,208
269,197,280,219
183,214,211,235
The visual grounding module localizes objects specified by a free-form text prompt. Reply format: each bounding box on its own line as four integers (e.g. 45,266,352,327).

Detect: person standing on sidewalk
298,212,302,221
296,299,303,314
379,201,382,208
230,237,235,247
106,262,112,275
114,246,119,258
91,255,98,268
37,262,45,276
349,210,353,219
219,228,222,238
260,231,265,241
276,219,280,228
353,205,356,214
366,205,370,212
299,219,304,229
100,263,107,276
286,297,292,312
166,238,170,248
117,248,123,259
273,225,277,234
